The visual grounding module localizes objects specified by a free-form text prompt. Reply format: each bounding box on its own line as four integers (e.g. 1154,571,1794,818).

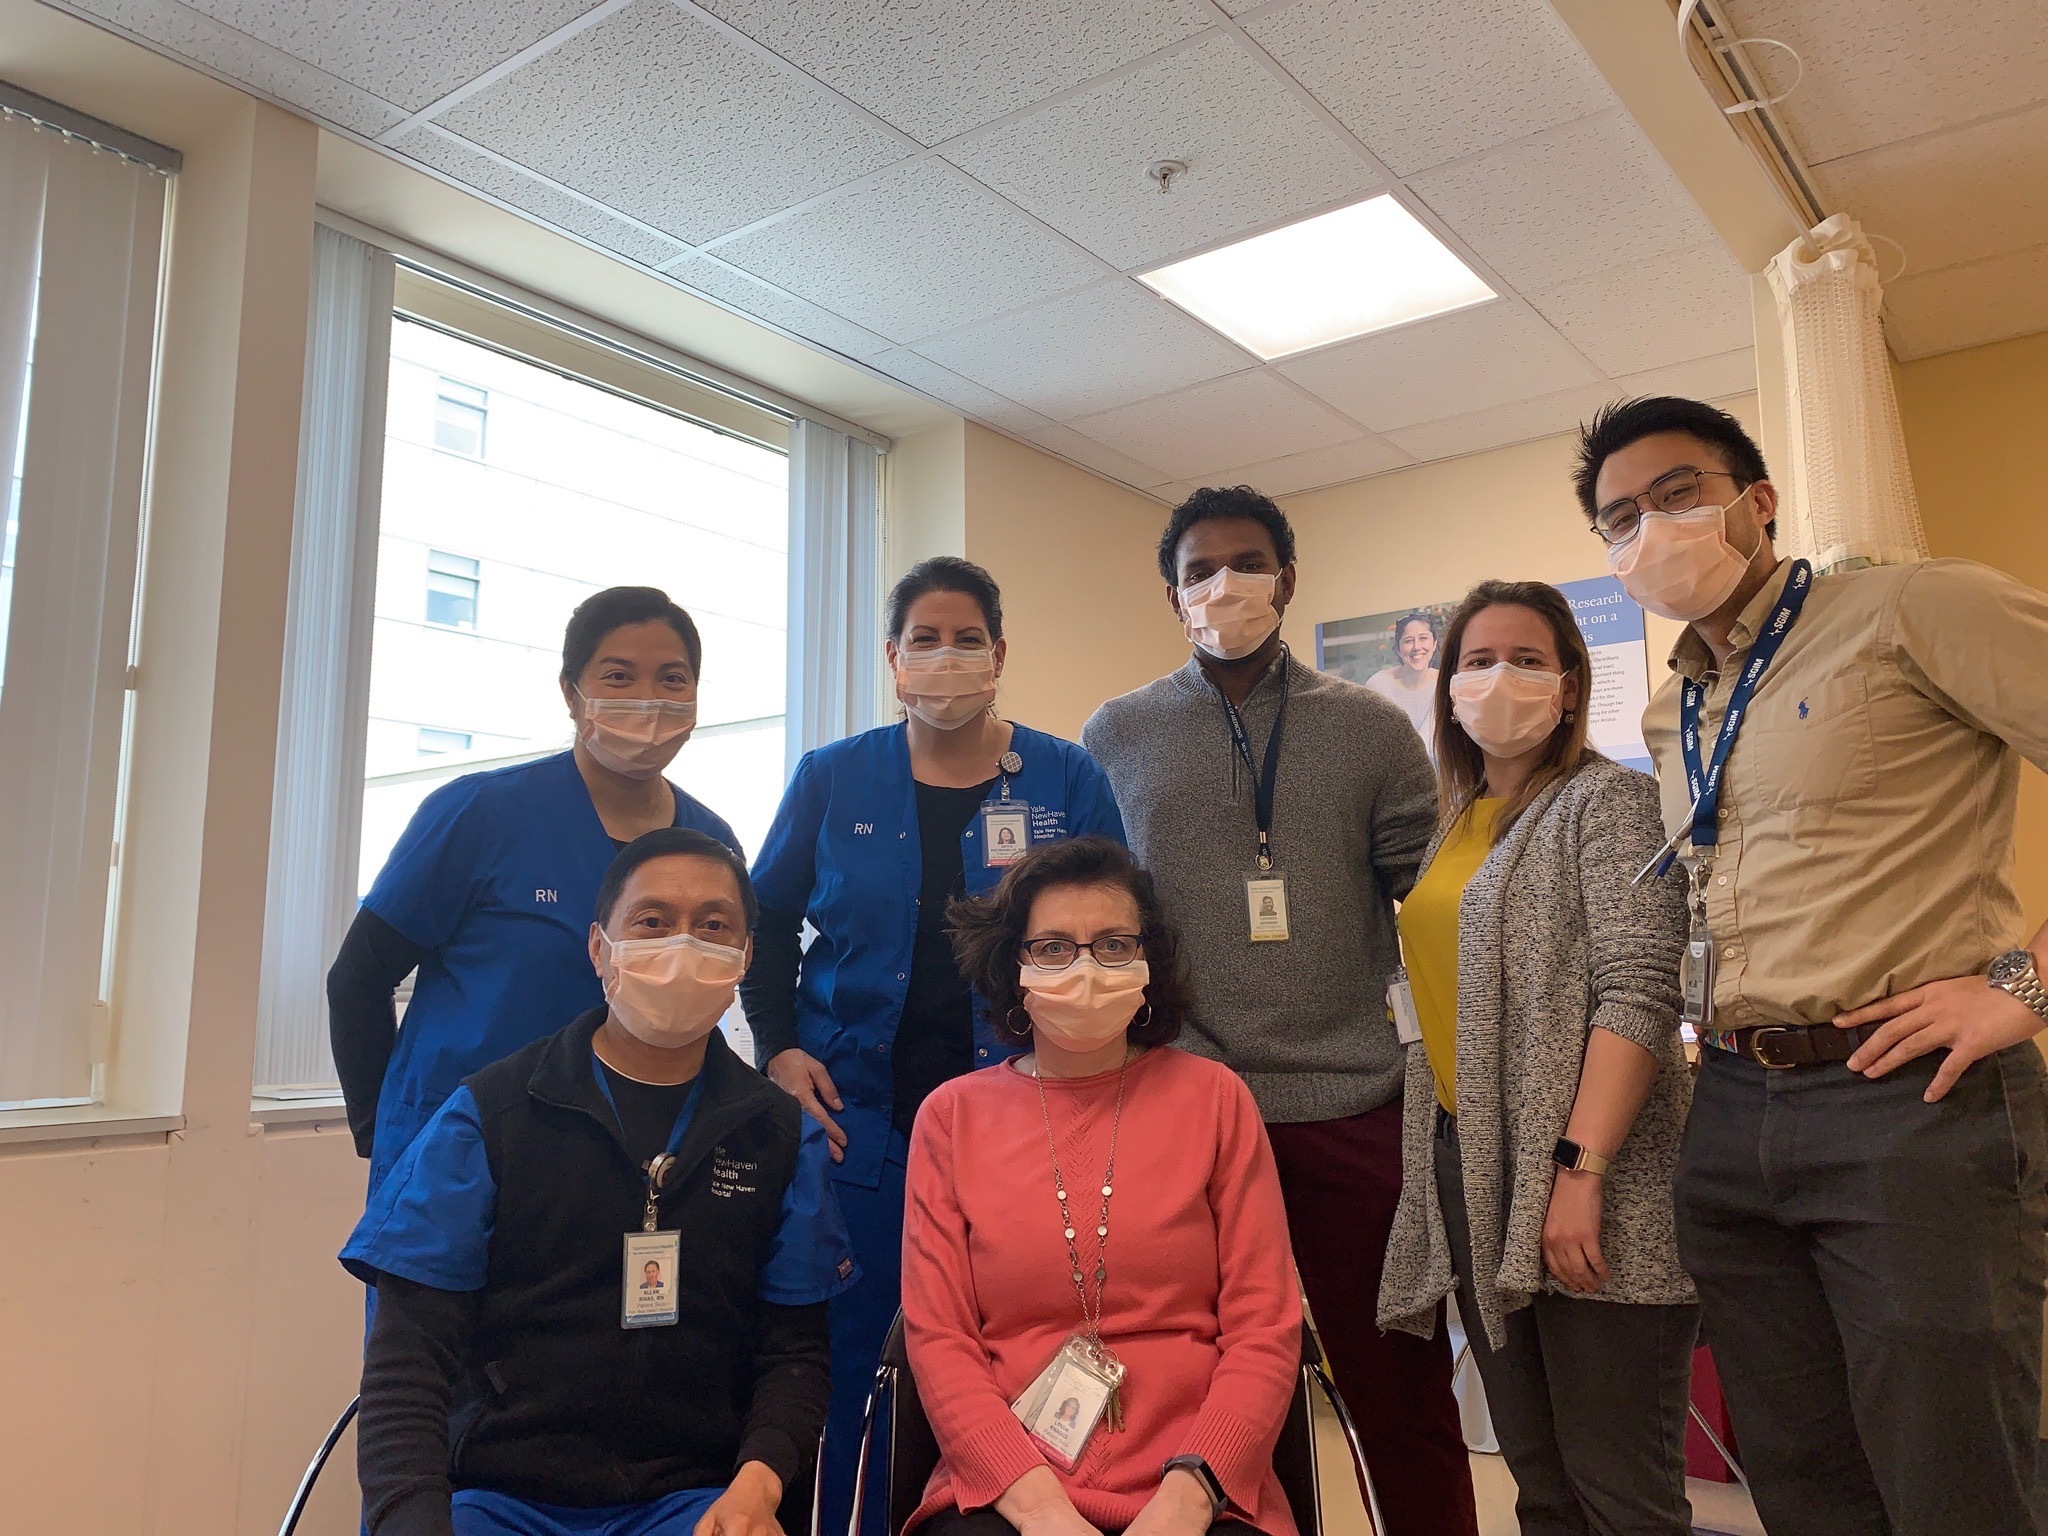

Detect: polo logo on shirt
535,888,559,903
1798,699,1810,719
709,1148,760,1199
854,822,874,835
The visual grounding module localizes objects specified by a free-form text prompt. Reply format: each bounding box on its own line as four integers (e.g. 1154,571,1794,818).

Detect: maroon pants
1267,1101,1478,1536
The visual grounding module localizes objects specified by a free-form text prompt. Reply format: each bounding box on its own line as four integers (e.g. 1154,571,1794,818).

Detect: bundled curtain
784,419,882,773
1766,214,1927,572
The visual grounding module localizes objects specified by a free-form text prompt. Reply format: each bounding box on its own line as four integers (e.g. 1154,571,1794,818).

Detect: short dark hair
886,556,1003,642
561,586,703,687
1394,611,1436,643
1155,485,1296,583
948,837,1191,1048
594,828,757,931
1573,396,1775,539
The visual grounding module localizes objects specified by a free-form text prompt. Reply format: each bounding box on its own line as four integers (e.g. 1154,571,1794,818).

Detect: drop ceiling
44,0,1768,498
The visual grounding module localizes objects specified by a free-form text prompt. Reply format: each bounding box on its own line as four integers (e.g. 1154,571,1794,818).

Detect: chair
847,1315,1388,1536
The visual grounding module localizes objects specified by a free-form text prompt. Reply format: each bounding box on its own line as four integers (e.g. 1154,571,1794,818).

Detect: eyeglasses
1594,468,1745,546
1018,934,1143,970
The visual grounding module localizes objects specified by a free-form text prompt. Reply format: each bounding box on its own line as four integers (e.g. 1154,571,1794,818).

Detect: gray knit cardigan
1377,755,1695,1352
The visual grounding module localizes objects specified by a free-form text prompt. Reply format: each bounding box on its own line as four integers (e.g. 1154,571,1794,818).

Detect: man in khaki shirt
1573,396,2048,1536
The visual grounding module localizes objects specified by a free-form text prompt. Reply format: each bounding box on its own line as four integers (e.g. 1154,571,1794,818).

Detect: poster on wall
1314,576,1652,774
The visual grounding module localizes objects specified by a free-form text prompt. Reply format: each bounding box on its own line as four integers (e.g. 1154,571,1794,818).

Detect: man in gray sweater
1082,486,1475,1536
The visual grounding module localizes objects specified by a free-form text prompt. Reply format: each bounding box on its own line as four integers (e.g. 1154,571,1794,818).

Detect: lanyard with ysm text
1215,649,1290,872
1668,560,1813,871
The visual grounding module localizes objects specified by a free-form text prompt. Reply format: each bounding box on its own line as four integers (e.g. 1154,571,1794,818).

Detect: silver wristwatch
1988,949,2048,1023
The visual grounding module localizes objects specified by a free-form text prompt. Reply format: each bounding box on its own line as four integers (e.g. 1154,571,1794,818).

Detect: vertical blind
0,103,169,1104
253,224,395,1095
784,420,883,771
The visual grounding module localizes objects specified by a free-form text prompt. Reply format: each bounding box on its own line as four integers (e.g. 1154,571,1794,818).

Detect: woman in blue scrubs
327,585,740,1197
740,556,1125,1536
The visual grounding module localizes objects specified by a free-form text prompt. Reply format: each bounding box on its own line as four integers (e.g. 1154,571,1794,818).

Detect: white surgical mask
895,645,997,731
1448,663,1565,758
1606,491,1761,622
578,693,696,779
1178,568,1280,660
599,930,745,1050
1019,957,1151,1050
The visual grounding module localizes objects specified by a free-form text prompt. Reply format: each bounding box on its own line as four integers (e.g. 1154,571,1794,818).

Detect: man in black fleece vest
343,829,858,1536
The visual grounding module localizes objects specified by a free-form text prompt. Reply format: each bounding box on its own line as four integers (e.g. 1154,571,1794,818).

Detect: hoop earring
1005,1005,1032,1034
1129,1002,1153,1033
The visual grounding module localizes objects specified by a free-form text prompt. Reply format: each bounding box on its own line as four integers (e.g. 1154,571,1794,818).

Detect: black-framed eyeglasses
1018,934,1144,970
1594,467,1745,546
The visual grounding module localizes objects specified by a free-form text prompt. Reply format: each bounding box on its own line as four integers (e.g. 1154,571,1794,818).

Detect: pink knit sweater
901,1047,1303,1536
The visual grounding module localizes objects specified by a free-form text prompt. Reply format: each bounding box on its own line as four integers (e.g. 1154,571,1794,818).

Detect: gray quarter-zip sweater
1082,648,1437,1123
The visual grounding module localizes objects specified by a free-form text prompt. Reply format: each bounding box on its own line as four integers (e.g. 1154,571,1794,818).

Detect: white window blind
253,224,394,1096
0,96,170,1106
785,419,882,771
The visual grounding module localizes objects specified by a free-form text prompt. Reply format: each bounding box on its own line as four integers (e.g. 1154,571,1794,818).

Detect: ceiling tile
181,0,603,112
672,257,896,361
1243,0,1615,177
1145,479,1201,504
945,31,1379,271
710,161,1110,345
65,0,407,134
1223,435,1415,497
913,279,1253,419
1386,348,1757,462
1812,104,2048,280
437,0,905,245
1528,242,1753,375
395,128,685,267
1276,300,1598,431
1882,244,2048,360
1069,371,1361,480
1719,0,2048,165
689,0,1216,146
1408,110,1720,293
1021,422,1182,489
866,350,1056,436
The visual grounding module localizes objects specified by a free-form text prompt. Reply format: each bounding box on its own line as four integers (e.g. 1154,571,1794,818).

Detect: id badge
622,1230,681,1329
1246,875,1290,943
1010,1334,1123,1471
1680,927,1716,1028
981,801,1031,867
1387,970,1422,1045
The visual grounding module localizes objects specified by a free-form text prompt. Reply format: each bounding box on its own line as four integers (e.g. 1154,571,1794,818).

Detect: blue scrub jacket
749,721,1125,1190
361,749,739,1192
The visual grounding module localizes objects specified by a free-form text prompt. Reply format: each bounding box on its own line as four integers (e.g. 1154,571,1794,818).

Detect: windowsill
250,1094,351,1129
0,1105,186,1148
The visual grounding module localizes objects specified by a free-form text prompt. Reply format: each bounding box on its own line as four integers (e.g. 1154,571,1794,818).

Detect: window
425,549,480,629
417,727,472,755
433,378,487,457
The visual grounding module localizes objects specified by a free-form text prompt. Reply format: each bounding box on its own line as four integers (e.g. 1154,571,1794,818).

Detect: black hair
560,586,703,687
948,837,1192,1049
1573,396,1775,539
885,556,1004,642
1155,485,1296,583
594,827,757,931
1394,611,1436,643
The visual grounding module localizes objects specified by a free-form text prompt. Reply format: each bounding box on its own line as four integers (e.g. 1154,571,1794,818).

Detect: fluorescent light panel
1138,195,1496,360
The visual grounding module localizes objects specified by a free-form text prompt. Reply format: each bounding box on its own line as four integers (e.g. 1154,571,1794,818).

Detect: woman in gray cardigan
1377,579,1696,1536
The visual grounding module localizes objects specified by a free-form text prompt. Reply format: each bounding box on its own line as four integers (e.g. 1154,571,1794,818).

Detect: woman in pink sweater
901,837,1303,1536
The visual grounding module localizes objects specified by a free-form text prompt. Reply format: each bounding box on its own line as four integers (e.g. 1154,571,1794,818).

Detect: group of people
333,394,2048,1536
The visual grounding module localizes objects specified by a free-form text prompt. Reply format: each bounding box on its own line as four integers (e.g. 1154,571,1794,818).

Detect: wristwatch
1988,949,2048,1024
1162,1455,1224,1517
1552,1138,1613,1177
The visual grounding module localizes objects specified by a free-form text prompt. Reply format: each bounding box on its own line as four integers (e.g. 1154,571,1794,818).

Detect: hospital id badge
981,801,1031,867
1246,875,1290,943
1010,1333,1125,1471
1680,926,1716,1028
1387,969,1422,1045
622,1230,681,1329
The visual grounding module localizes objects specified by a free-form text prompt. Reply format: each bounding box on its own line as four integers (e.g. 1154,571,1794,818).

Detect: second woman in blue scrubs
742,557,1125,1534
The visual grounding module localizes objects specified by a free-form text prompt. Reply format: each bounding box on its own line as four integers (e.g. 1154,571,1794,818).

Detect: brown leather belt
1700,1022,1883,1069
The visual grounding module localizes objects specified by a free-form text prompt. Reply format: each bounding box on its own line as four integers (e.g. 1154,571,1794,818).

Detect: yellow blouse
1396,798,1502,1114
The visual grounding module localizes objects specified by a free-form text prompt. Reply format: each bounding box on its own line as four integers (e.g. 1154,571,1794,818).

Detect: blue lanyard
1677,560,1813,856
1214,648,1290,871
592,1050,705,1183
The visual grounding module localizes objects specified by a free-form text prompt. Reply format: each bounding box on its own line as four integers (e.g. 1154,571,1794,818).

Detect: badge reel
1678,857,1715,1030
981,753,1031,868
1010,1332,1126,1472
621,1153,682,1330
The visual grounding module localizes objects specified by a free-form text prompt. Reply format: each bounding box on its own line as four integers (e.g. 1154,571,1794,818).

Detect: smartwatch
1988,949,2048,1025
1162,1455,1224,1517
1552,1138,1613,1177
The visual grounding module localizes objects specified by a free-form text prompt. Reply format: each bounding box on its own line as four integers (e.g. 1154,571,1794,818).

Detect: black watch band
1162,1454,1224,1516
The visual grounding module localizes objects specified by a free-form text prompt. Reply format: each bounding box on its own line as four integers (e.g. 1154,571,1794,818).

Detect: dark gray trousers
1435,1122,1700,1536
1676,1043,2048,1536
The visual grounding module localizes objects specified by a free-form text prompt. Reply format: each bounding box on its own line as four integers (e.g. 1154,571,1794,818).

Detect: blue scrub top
749,721,1125,1188
362,750,740,1191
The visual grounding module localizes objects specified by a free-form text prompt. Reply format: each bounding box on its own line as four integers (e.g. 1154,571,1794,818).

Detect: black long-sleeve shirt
327,908,429,1157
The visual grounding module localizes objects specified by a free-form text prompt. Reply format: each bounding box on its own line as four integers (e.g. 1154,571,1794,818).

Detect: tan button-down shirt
1643,557,2048,1028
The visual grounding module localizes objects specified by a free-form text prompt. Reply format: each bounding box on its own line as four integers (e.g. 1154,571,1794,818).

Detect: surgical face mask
894,645,997,731
599,930,745,1050
1019,957,1151,1051
1449,663,1565,759
1178,568,1280,661
1606,491,1760,622
578,693,696,779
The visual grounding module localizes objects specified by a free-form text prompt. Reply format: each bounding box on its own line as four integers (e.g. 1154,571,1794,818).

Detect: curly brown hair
948,837,1191,1048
